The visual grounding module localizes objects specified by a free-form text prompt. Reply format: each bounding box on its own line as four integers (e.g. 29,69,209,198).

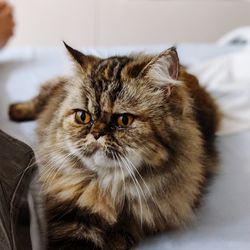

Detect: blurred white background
8,0,250,47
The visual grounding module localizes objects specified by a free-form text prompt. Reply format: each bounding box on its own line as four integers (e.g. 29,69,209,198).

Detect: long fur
9,46,220,250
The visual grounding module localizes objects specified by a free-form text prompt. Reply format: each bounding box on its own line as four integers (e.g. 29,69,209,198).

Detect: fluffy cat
9,44,220,250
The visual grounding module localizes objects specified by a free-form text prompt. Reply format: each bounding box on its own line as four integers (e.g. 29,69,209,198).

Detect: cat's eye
116,114,134,127
75,110,91,124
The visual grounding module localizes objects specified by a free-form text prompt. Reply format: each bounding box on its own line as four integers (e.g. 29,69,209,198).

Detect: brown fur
9,45,220,250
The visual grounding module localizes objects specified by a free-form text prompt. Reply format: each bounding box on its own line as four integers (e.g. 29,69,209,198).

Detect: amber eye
116,114,134,127
75,110,91,124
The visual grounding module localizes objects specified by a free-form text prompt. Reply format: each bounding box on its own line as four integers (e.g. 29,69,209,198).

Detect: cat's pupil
80,112,86,121
122,115,128,125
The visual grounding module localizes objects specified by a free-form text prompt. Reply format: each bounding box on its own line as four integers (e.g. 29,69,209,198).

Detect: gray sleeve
0,130,37,250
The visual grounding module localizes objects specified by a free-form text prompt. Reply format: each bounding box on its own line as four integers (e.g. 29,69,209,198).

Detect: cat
9,43,221,250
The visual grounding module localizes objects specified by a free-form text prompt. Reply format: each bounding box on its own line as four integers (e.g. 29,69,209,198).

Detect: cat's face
46,45,181,174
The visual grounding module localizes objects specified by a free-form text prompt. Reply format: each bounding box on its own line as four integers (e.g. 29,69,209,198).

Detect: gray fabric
0,130,37,250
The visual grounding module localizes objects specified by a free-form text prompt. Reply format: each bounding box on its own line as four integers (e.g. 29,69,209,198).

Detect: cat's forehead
90,55,151,83
87,56,151,104
68,55,160,114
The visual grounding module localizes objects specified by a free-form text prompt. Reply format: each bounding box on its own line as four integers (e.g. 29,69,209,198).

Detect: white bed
0,43,250,250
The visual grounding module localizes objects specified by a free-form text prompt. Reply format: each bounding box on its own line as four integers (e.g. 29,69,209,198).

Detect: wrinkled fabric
189,27,250,135
189,45,250,135
0,130,37,250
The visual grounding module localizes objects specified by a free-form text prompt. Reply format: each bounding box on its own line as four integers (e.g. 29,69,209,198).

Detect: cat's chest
99,173,159,227
43,169,160,229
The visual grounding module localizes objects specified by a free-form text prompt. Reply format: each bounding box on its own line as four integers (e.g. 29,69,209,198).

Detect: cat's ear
141,47,181,86
63,42,98,72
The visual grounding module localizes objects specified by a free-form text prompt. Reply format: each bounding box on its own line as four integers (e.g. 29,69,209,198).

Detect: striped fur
9,44,220,250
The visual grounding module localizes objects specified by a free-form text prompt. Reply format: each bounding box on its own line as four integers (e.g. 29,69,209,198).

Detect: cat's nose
92,131,105,140
91,122,107,140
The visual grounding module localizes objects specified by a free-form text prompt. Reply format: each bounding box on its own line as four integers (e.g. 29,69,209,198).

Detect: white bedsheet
189,45,250,135
0,45,250,250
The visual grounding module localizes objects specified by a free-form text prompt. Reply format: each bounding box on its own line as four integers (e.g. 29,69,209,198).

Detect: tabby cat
9,43,220,250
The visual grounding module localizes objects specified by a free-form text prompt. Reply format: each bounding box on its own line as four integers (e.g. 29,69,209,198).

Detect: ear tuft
142,47,181,86
164,46,179,80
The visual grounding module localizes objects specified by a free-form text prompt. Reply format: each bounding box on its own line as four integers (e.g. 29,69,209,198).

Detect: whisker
124,150,158,208
113,152,126,207
119,155,144,227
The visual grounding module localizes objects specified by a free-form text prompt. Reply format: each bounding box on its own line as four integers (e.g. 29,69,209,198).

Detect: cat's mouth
82,139,116,158
82,148,119,171
78,140,122,170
